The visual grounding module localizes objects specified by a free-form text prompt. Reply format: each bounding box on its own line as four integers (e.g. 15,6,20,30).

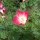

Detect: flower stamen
21,17,24,22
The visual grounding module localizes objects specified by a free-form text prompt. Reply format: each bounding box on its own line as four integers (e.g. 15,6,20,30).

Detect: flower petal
16,10,29,17
2,7,6,14
22,11,29,16
0,2,3,8
16,10,21,14
25,11,29,16
12,15,22,25
16,10,21,16
16,10,24,17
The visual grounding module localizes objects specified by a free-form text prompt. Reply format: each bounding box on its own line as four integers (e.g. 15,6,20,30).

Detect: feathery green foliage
0,0,40,40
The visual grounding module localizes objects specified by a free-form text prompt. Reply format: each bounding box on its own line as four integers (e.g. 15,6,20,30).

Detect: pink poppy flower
0,2,3,8
12,10,29,25
0,7,6,14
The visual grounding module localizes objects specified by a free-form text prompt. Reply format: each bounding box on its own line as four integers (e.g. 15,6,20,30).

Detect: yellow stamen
21,18,24,22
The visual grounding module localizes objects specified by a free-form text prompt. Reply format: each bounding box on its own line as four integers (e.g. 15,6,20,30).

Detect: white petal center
18,15,27,24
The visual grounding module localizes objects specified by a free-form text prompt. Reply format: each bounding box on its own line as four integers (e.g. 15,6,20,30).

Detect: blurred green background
0,0,40,40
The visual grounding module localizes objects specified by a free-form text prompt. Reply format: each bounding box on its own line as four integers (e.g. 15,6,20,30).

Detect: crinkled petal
16,10,21,14
25,11,29,16
16,10,22,16
1,7,6,14
0,2,3,8
12,15,22,25
16,10,29,17
16,10,23,15
22,11,29,17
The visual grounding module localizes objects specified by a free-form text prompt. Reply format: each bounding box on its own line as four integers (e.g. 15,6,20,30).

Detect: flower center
18,15,27,24
21,17,24,22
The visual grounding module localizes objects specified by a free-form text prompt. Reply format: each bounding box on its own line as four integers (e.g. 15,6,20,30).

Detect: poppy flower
0,7,6,14
12,10,29,25
0,2,3,8
0,2,6,14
